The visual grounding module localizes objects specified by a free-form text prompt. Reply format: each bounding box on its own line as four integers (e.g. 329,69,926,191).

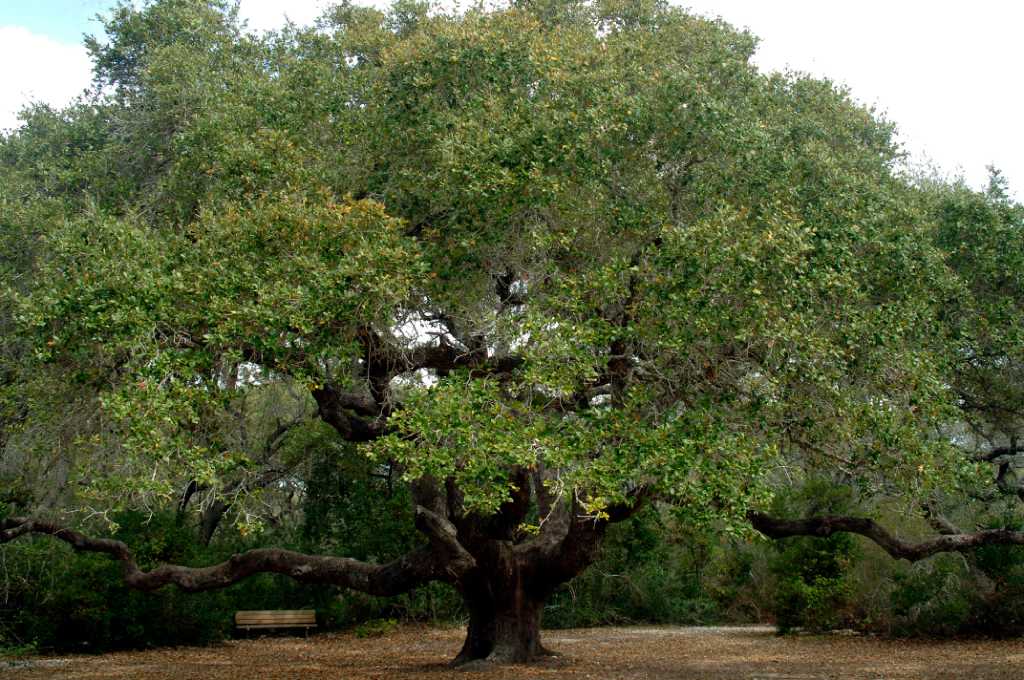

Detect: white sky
0,25,93,130
683,0,1023,194
1,0,1021,194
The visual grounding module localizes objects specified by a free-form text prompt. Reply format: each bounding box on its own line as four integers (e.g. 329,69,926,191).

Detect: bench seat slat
235,615,316,620
237,624,316,629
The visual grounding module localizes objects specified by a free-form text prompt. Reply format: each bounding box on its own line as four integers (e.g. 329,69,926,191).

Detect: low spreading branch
0,507,475,594
749,512,1024,562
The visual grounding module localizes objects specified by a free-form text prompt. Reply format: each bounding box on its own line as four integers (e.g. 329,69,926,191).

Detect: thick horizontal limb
0,506,474,594
748,511,1024,562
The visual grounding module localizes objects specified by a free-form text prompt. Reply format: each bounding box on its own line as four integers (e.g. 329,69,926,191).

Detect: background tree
3,0,1024,664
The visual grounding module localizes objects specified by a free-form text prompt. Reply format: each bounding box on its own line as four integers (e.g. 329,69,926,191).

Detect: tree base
451,597,556,666
451,645,563,668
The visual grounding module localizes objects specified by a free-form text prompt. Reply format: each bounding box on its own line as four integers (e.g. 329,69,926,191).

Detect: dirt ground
5,624,1024,680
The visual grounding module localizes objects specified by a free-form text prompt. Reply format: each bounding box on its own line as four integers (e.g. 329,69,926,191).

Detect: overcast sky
1,1,1021,194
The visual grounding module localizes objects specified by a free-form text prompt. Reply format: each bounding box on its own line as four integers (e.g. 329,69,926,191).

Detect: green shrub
770,533,858,633
354,618,398,638
0,639,38,659
765,478,860,633
887,554,973,636
545,506,724,628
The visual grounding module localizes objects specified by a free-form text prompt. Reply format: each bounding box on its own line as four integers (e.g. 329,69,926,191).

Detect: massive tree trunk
440,476,639,664
455,566,549,664
451,540,561,665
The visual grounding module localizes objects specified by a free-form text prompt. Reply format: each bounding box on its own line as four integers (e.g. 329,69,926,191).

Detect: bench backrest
235,610,316,627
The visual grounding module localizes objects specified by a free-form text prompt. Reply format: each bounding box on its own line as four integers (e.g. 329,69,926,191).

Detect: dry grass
5,624,1024,679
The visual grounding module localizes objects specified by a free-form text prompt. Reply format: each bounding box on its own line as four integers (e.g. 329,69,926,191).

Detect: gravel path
5,624,1024,679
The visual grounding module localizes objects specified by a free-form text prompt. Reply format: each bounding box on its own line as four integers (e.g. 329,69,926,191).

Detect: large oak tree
3,0,1024,664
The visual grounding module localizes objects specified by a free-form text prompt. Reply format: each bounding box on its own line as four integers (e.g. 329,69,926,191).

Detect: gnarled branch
312,385,389,442
0,506,475,594
749,511,1024,562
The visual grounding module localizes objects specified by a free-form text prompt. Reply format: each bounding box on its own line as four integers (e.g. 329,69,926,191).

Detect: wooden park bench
234,610,317,636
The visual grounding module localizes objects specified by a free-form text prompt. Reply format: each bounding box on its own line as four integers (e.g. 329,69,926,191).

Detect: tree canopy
2,0,1024,664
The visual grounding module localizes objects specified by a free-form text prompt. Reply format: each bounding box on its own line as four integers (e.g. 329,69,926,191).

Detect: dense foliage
2,0,965,521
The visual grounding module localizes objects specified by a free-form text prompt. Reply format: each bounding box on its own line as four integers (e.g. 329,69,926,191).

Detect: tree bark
456,590,548,665
452,543,555,665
